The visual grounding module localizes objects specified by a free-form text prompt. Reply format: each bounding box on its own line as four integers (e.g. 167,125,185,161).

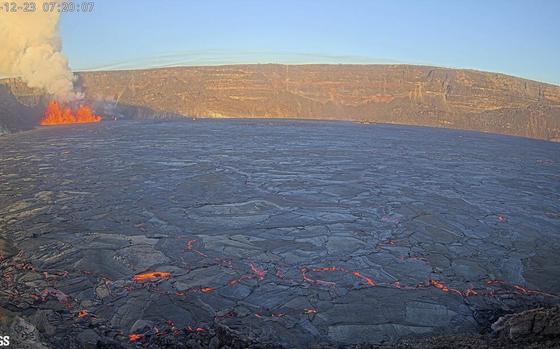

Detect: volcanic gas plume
0,0,79,101
0,1,103,124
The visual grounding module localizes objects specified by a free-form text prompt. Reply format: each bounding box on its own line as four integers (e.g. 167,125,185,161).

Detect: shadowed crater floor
0,120,559,348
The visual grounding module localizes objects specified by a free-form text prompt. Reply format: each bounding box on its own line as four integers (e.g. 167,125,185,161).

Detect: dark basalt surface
0,120,559,348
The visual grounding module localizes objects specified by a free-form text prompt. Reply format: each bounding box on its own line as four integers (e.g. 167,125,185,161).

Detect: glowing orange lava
302,266,376,287
186,239,208,257
128,333,144,342
351,271,376,286
186,326,206,333
428,279,462,296
430,279,449,292
132,271,171,282
40,101,102,126
250,263,266,280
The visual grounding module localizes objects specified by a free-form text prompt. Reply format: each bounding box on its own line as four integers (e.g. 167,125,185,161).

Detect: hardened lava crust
0,120,559,348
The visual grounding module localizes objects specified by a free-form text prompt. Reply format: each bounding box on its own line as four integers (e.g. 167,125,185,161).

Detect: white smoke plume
0,0,80,101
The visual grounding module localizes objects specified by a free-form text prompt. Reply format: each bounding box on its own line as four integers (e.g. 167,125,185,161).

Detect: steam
0,0,80,101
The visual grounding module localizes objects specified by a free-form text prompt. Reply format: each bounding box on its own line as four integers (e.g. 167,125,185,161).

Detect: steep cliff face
0,79,42,134
78,65,560,140
2,64,560,140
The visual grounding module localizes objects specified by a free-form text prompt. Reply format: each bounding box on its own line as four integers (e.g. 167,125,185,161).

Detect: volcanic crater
0,120,559,348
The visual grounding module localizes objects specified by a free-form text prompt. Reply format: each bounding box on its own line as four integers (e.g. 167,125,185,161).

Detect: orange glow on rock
186,326,206,333
250,263,266,280
429,279,463,296
128,333,144,342
185,239,208,257
301,267,336,287
430,279,449,292
351,271,376,286
303,266,376,287
312,266,340,272
40,101,102,126
132,271,171,282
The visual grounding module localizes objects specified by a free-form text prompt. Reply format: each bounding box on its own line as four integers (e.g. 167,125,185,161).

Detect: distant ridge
2,64,560,141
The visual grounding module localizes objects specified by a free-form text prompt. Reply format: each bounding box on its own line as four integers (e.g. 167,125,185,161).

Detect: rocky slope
2,64,560,140
2,305,558,348
0,81,42,135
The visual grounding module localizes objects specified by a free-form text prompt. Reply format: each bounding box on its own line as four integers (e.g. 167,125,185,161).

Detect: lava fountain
40,101,102,126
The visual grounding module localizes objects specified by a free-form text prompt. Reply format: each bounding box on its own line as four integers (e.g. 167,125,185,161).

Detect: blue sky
60,0,560,85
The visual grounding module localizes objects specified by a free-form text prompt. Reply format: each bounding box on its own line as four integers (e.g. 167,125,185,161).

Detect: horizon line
70,62,560,87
